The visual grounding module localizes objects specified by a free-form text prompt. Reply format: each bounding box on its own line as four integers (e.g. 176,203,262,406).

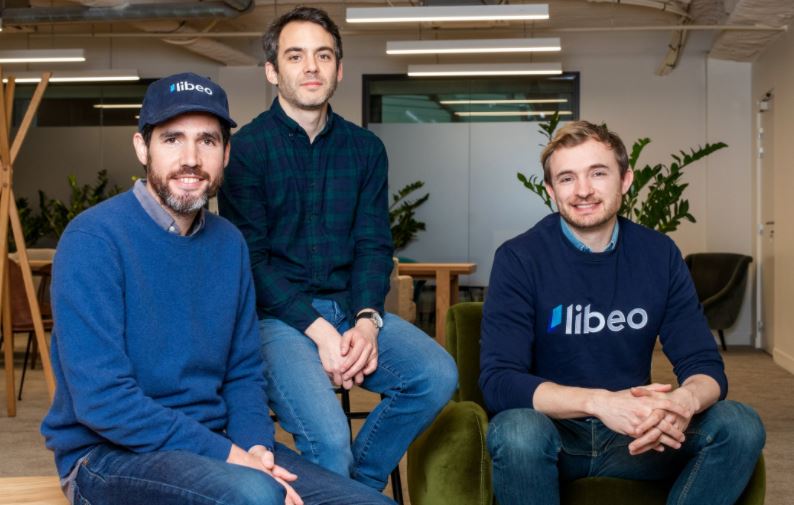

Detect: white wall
753,29,794,372
6,30,756,344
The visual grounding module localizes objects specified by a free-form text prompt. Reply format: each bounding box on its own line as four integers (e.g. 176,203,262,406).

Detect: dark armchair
407,302,765,505
685,253,753,351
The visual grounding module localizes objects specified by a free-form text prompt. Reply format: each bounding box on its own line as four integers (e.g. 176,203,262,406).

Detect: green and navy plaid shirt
219,99,394,331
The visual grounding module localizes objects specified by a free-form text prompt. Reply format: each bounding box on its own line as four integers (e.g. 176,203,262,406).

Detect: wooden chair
10,260,54,400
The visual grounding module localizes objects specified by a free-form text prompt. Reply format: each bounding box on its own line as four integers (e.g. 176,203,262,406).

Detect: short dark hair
262,6,343,71
540,120,629,184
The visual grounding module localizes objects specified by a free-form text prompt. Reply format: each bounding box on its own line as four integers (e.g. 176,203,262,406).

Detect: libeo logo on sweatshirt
548,304,648,335
169,81,214,95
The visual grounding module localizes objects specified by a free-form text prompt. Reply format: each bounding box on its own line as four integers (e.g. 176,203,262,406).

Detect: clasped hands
596,383,700,456
309,317,379,390
227,444,303,505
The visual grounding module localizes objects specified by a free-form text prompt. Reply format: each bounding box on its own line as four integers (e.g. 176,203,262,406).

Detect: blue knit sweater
41,190,274,478
480,214,727,415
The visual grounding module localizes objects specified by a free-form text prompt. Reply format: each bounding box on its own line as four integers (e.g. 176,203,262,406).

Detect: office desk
397,262,476,346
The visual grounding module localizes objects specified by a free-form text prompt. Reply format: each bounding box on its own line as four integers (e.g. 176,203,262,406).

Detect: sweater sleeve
222,245,276,450
659,243,728,399
52,229,232,460
479,244,546,414
219,139,320,332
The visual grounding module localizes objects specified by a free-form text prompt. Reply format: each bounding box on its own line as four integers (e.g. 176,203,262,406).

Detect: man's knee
702,400,765,454
230,470,287,505
487,408,559,462
415,347,458,405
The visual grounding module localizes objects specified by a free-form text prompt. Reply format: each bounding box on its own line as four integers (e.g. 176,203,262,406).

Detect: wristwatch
355,310,384,330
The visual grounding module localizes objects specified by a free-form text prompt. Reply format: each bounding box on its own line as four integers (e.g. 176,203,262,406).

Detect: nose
574,178,593,198
305,54,319,73
181,141,199,168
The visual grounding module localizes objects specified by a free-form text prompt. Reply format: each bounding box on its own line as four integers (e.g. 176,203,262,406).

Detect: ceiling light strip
0,49,86,64
408,63,562,77
387,38,560,55
2,70,140,84
93,103,143,109
455,110,573,117
347,4,549,24
440,98,568,105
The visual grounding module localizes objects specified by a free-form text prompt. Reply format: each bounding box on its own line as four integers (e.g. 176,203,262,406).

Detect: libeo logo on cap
169,81,214,95
548,304,648,335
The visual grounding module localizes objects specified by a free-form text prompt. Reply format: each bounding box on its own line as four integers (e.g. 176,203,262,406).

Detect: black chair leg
718,329,727,351
18,332,34,401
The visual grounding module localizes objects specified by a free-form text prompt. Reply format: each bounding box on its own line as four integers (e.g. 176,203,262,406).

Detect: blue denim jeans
260,299,457,491
487,400,765,505
70,442,394,505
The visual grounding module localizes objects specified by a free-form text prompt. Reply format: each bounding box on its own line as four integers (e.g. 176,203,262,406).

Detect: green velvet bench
407,302,765,505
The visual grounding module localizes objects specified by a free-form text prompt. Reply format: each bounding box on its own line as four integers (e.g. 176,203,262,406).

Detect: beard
558,195,622,232
278,75,339,111
147,162,221,216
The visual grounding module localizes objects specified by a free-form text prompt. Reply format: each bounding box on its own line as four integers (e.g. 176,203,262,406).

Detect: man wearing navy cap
41,73,395,505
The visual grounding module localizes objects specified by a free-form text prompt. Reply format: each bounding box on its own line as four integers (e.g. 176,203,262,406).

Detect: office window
12,80,155,127
363,73,579,125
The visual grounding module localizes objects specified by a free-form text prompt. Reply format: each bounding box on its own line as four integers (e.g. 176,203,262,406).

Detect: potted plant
517,115,727,234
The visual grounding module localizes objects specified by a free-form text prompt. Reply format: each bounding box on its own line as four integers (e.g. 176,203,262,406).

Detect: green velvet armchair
685,253,753,351
407,302,765,505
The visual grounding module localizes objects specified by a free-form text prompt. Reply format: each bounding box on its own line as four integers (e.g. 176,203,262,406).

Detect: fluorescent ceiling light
0,49,86,63
93,103,142,109
440,98,568,105
3,70,140,83
408,63,562,77
387,38,560,55
347,4,549,23
455,110,573,117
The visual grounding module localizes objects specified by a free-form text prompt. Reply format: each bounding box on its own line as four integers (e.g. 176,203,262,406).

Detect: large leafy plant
16,169,122,248
517,115,727,234
389,180,429,251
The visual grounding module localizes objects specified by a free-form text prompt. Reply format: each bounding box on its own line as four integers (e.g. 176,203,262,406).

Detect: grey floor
1,341,792,504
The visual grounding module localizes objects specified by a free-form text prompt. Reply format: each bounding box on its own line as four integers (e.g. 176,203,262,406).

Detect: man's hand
587,385,690,440
305,317,352,389
340,318,379,385
627,383,701,455
226,445,303,505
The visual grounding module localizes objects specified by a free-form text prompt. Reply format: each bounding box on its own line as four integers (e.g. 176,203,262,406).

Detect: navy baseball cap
137,72,237,131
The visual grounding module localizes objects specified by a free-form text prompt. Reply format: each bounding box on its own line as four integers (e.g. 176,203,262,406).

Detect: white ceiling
1,0,791,71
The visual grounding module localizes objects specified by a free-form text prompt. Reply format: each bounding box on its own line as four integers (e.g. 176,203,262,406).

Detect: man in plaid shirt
219,6,457,492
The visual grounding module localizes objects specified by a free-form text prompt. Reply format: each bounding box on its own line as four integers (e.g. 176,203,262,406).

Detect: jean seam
264,364,323,461
351,360,405,477
674,433,712,505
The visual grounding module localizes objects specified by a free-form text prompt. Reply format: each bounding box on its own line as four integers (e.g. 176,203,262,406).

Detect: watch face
372,311,384,328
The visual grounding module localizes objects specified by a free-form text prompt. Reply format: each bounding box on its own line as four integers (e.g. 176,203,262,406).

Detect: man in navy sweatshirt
41,73,393,505
480,121,765,505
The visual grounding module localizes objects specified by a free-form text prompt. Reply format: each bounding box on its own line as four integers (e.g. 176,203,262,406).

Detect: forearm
533,382,609,419
680,374,721,414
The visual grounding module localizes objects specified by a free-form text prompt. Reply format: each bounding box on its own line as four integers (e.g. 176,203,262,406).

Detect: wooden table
397,262,476,346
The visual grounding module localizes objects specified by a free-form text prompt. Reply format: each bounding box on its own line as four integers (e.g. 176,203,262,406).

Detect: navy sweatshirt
41,191,274,478
479,214,727,415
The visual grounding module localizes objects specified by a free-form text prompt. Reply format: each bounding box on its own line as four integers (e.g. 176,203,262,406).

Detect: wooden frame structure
0,67,55,416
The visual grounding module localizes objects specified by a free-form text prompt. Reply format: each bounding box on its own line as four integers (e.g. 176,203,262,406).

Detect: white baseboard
773,347,794,375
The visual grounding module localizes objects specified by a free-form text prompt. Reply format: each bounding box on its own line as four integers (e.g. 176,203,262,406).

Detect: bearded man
480,120,765,505
41,72,395,505
218,7,457,492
